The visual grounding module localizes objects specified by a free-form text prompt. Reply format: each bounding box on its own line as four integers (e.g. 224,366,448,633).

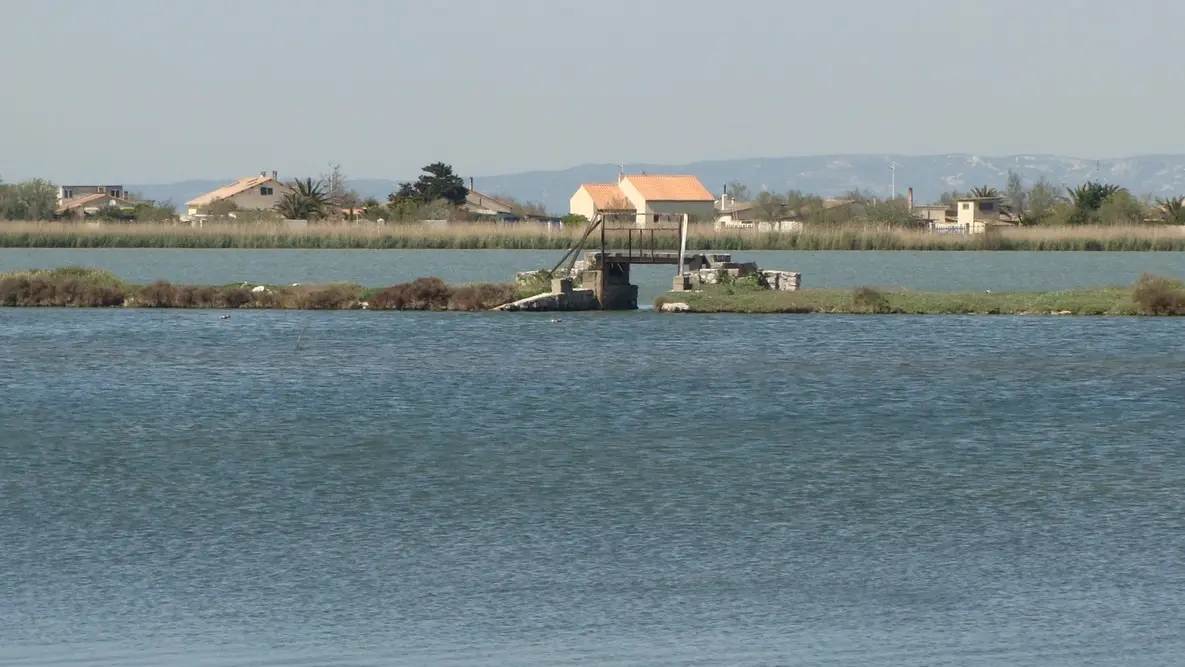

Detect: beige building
912,204,950,226
955,196,1011,233
58,184,128,204
186,171,291,216
56,192,138,218
570,174,715,226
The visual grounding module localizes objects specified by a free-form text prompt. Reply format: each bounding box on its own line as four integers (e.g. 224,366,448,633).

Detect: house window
980,202,995,212
961,202,970,210
109,189,121,198
261,186,274,196
63,189,73,199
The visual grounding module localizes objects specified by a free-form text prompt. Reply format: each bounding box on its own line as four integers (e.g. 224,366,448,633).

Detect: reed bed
4,221,1185,251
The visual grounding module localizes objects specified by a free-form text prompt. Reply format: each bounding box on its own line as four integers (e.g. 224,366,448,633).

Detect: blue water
2,309,1184,665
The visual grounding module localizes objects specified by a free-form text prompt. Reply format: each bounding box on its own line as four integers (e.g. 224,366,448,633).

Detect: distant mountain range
131,154,1185,215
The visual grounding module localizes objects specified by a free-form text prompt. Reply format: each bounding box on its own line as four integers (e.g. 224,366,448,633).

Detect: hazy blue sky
2,0,1181,183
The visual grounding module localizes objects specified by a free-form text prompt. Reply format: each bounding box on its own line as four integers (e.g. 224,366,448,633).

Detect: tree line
1,162,549,223
725,170,1185,226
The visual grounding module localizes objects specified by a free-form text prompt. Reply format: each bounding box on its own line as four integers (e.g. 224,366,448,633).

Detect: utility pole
890,161,897,200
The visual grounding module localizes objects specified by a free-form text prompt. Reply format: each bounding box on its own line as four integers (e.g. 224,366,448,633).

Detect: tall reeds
3,221,1185,251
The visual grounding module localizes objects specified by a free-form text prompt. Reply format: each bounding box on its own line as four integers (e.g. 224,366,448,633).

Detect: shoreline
655,277,1185,316
5,268,1185,316
4,222,1185,251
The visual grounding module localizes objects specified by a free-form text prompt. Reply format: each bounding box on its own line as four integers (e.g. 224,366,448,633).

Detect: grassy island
656,274,1185,316
3,221,1185,251
0,267,524,311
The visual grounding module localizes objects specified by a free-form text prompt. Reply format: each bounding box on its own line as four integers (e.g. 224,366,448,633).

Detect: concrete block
672,274,693,291
551,277,573,294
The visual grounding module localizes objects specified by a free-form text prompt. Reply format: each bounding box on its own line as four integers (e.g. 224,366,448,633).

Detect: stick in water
295,324,308,351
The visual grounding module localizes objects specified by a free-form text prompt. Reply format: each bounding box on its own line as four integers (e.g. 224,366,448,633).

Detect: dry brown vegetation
4,220,1185,250
0,268,518,311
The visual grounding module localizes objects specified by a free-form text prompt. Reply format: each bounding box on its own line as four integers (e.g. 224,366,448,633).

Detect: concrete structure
570,174,715,227
57,184,127,205
186,171,291,216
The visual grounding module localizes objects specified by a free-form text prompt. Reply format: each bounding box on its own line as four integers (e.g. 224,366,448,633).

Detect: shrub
297,285,358,310
136,280,178,307
220,287,253,308
851,286,891,314
1132,273,1185,315
448,283,517,311
372,277,453,310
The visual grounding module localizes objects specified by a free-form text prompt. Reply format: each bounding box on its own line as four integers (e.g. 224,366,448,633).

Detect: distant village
39,167,1036,236
23,162,1184,232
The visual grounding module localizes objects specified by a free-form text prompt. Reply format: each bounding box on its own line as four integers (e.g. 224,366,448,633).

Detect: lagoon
2,310,1184,666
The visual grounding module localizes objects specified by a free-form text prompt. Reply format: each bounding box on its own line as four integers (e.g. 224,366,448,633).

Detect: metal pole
599,215,606,307
677,213,688,277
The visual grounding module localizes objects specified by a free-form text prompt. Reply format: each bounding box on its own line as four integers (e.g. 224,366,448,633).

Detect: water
3,249,1185,305
2,309,1184,666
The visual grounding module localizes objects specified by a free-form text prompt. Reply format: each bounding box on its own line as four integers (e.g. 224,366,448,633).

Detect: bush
296,284,358,310
1132,273,1185,315
851,286,891,314
136,280,178,307
372,277,452,310
448,283,516,311
221,286,252,308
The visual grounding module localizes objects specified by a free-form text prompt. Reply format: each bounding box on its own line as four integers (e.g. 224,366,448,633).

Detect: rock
661,302,692,313
762,270,802,291
251,285,268,293
1052,310,1073,315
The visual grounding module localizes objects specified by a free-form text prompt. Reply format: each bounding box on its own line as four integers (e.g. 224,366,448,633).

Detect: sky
2,0,1183,184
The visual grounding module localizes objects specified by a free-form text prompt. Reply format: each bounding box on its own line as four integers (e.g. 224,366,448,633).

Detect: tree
968,185,1001,199
275,177,331,220
724,181,751,202
1155,196,1185,224
754,191,787,221
320,162,360,210
1005,171,1027,216
390,162,468,207
1022,177,1060,225
1066,181,1124,224
1096,190,1146,225
0,178,58,220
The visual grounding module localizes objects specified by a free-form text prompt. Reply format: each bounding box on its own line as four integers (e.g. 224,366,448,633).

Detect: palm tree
275,177,331,220
968,185,1001,198
1065,181,1124,225
1155,195,1185,224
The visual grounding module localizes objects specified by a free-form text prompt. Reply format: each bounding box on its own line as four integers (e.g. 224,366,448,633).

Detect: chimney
907,187,914,213
469,177,474,191
261,170,266,177
272,170,277,181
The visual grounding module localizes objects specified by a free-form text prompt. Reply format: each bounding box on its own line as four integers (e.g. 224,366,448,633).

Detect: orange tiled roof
186,175,280,206
622,175,714,202
581,184,635,210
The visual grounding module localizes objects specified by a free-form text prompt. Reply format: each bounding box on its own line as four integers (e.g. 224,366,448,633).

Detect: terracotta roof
56,193,136,213
580,184,635,210
622,175,714,202
186,176,281,206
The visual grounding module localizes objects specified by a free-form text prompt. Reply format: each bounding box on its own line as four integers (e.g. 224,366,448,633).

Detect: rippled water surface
2,309,1184,666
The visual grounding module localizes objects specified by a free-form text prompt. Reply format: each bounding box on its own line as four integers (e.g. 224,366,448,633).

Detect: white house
186,171,291,216
570,174,715,226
